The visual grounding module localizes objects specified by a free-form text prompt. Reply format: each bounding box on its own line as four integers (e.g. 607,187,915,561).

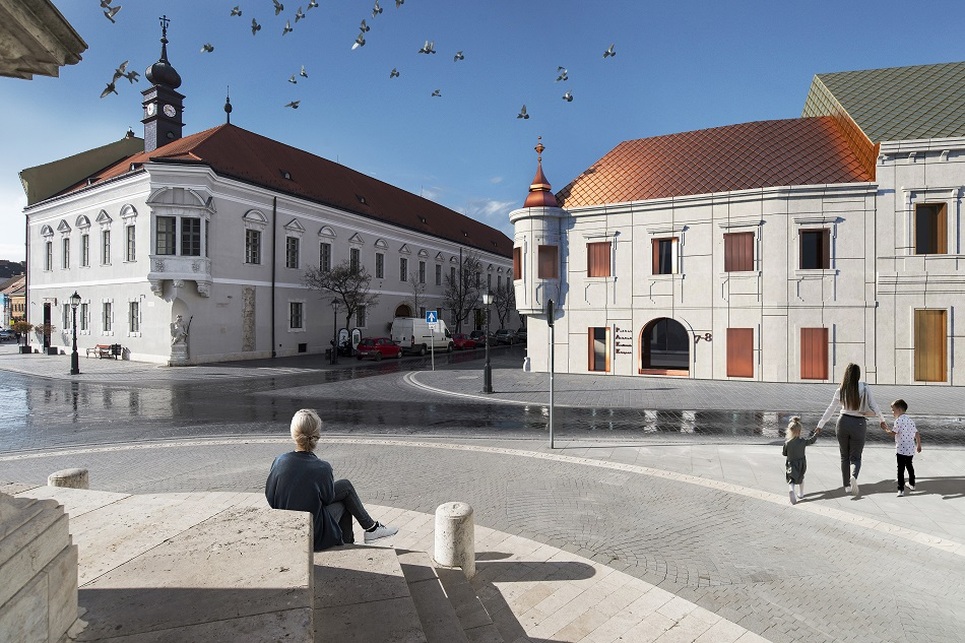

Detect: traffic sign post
426,311,438,370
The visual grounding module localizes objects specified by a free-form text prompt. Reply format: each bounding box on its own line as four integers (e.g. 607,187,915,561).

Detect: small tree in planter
12,320,33,353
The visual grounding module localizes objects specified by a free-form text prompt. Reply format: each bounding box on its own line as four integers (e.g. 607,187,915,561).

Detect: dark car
0,329,15,342
515,327,527,342
355,337,402,361
451,333,477,350
469,330,490,345
494,329,517,345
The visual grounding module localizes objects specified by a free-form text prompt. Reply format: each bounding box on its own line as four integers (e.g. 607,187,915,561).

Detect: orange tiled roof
71,124,512,258
556,116,874,209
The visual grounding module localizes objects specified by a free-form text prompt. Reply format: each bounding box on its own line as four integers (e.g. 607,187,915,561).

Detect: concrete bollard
48,468,89,489
434,502,475,579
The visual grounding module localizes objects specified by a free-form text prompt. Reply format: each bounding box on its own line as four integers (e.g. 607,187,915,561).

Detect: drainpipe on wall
271,196,277,359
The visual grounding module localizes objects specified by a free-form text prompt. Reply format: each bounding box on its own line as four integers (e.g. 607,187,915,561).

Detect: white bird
562,91,573,102
556,66,568,82
453,51,464,62
603,43,616,58
418,40,436,54
307,0,318,8
517,104,529,119
389,67,400,78
295,7,305,22
111,60,129,83
352,33,365,49
288,74,297,84
431,89,441,97
100,81,118,98
104,5,121,22
201,43,215,53
372,0,382,17
299,65,308,78
273,0,284,16
230,6,242,16
251,18,261,35
284,100,300,109
282,20,293,35
359,19,370,32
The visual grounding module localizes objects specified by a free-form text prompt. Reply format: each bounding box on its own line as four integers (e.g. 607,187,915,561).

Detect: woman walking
816,363,887,497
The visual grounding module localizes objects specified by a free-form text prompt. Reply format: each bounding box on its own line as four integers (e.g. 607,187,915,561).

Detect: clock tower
141,15,184,153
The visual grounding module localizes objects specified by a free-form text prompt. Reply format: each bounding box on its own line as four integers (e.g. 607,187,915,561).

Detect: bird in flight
431,89,441,97
299,65,309,78
359,19,370,33
273,0,285,16
603,43,616,58
562,91,573,102
352,33,366,49
284,100,300,109
372,0,383,17
517,104,529,119
453,51,464,62
307,0,318,8
111,60,130,83
201,43,215,53
99,0,112,7
556,66,568,82
230,6,242,16
100,81,118,98
389,67,400,78
251,18,261,35
288,74,297,84
283,20,293,35
122,68,139,83
104,5,121,23
396,0,404,6
295,6,305,22
418,40,436,54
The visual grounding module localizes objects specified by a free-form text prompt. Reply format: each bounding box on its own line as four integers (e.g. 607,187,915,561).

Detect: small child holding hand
885,399,921,497
783,416,819,505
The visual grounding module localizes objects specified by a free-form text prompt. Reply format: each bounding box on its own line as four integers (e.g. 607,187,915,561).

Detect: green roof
802,61,965,143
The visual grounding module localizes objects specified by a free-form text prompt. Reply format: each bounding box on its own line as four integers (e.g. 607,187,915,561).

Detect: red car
355,337,402,361
452,333,477,350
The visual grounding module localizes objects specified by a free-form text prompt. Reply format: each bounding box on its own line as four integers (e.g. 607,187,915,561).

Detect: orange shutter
587,242,611,277
800,328,828,380
915,310,946,382
726,328,754,377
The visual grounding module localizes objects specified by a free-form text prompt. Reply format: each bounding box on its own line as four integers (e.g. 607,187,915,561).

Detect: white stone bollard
48,468,89,489
434,502,475,579
522,356,531,372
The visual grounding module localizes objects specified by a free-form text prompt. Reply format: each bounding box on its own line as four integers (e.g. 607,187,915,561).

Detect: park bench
86,344,120,359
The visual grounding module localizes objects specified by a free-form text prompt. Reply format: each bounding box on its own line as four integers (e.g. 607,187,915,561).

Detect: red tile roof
72,124,512,258
556,116,874,209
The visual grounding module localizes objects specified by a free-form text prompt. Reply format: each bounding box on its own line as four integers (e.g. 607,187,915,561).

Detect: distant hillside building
21,24,512,363
512,62,965,386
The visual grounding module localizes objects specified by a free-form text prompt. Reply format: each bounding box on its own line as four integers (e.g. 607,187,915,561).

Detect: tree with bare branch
408,270,426,316
493,280,516,329
303,260,380,330
443,252,482,333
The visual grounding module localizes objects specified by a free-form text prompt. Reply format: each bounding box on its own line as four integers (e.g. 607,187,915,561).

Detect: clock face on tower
146,103,156,116
162,104,177,118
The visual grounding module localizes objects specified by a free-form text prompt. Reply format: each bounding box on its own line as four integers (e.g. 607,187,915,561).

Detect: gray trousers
835,414,867,486
324,479,375,544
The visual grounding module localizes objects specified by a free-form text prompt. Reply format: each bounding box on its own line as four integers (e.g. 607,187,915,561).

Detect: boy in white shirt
885,399,921,497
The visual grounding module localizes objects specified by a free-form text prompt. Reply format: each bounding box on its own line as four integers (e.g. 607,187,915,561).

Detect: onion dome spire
523,137,559,208
224,86,232,124
145,15,182,89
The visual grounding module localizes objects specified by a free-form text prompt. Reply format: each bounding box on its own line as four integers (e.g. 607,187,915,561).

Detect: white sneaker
797,484,804,499
907,484,915,491
897,489,905,497
364,522,399,543
789,490,798,505
850,476,860,497
844,486,851,494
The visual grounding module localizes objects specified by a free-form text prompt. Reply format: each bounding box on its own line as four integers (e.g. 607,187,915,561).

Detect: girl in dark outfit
783,416,819,505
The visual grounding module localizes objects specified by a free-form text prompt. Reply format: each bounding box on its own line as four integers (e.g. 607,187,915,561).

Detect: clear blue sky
2,0,963,261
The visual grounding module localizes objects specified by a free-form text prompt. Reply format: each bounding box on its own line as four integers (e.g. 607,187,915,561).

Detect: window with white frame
81,234,90,267
435,264,442,286
245,229,261,264
156,216,176,255
350,247,361,272
289,301,304,330
62,238,70,269
62,304,69,330
419,261,426,284
44,241,52,271
129,301,140,334
356,305,366,327
101,230,111,265
651,237,678,275
400,257,408,281
319,242,331,271
182,218,201,256
450,265,456,284
102,301,113,333
375,252,384,279
126,224,136,261
286,237,300,269
80,302,89,332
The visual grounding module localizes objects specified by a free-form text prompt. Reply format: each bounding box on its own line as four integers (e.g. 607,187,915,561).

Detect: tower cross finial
160,15,170,38
535,136,544,162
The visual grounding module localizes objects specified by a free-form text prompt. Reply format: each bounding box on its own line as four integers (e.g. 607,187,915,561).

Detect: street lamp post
330,298,339,365
69,291,81,375
482,291,494,393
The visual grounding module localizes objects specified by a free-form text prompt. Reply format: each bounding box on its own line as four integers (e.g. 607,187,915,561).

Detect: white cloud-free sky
2,0,963,261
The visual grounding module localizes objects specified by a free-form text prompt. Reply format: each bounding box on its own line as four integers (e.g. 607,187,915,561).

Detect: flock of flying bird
96,1,617,120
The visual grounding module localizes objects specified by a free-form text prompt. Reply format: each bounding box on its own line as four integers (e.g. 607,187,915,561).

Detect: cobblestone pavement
2,343,964,642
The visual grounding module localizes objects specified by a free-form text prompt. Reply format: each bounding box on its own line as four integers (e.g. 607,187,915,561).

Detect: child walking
783,416,819,505
885,399,921,496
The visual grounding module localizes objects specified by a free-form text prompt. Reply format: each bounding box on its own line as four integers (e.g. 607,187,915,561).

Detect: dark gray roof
802,61,965,142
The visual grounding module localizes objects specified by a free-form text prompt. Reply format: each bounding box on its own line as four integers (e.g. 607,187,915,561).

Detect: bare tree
304,260,380,330
493,281,516,329
408,270,426,316
443,252,482,333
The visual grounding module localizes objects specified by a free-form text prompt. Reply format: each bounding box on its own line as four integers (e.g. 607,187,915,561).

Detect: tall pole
331,300,339,365
483,295,493,393
547,299,555,449
69,305,79,375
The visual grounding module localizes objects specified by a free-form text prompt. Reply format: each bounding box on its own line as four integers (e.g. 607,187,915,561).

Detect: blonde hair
840,363,861,411
785,416,803,443
290,409,322,452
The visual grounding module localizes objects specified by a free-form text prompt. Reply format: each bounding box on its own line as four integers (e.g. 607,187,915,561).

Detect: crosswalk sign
426,310,438,324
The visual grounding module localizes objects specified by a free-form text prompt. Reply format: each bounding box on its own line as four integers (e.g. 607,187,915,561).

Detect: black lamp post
69,291,81,375
330,298,339,365
482,291,494,393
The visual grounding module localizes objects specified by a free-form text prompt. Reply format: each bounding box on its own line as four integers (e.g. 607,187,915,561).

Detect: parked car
0,328,15,342
494,329,518,345
515,327,527,342
469,329,494,346
451,333,477,350
355,337,402,361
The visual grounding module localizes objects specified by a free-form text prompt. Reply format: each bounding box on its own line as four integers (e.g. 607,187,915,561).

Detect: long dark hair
840,363,861,410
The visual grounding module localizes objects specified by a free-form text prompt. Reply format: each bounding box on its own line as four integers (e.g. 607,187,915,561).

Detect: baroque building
513,62,965,386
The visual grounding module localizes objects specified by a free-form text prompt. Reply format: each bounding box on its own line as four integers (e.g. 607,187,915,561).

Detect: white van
390,317,453,355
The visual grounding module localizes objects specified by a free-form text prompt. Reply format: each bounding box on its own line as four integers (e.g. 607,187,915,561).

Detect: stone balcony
148,254,212,298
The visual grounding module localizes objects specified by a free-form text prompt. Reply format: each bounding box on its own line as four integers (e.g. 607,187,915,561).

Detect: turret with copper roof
523,138,559,208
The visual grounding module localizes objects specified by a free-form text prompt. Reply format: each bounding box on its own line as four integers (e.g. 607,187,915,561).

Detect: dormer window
281,170,293,181
356,194,367,205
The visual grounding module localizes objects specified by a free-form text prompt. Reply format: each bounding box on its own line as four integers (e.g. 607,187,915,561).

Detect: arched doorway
394,304,412,317
640,317,689,375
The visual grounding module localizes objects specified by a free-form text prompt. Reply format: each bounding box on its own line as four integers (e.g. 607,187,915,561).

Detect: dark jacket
265,451,343,551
